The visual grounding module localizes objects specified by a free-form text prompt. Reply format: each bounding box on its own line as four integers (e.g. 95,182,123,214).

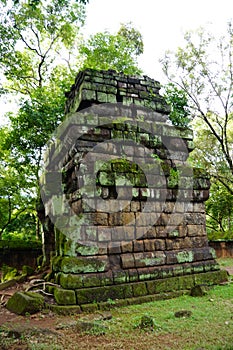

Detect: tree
161,22,233,238
79,23,143,75
205,182,233,240
0,0,87,245
163,83,191,127
161,23,233,189
0,2,144,262
0,127,36,239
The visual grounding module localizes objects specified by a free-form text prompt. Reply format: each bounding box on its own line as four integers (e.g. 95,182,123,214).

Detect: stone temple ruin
41,69,227,311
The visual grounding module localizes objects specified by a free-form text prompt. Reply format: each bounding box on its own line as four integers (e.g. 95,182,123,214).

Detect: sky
83,0,233,82
0,0,232,122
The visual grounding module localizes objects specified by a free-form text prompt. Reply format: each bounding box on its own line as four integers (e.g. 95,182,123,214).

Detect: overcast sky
83,0,233,82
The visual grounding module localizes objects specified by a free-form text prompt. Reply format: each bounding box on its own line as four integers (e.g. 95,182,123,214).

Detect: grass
1,258,233,349
217,257,233,268
94,282,232,350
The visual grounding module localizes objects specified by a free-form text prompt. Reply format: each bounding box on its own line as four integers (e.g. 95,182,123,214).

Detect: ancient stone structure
41,69,227,311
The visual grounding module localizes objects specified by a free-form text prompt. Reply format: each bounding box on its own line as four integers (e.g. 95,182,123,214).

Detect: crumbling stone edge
45,269,228,314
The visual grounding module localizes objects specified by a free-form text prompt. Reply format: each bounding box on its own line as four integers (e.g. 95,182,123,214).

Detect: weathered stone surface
60,256,109,274
46,304,81,315
6,292,44,315
41,69,226,307
174,310,192,318
54,287,76,305
190,284,208,297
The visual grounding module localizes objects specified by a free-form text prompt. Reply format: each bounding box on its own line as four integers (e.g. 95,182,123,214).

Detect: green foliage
163,83,191,127
162,22,233,233
79,23,143,75
0,0,86,92
206,182,233,239
167,168,180,188
1,264,18,282
0,126,37,237
0,0,87,239
0,0,144,244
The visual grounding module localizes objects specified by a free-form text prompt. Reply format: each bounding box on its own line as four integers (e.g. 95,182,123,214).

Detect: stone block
76,284,133,304
112,270,128,284
128,268,139,282
108,242,121,254
154,277,179,293
187,225,205,237
124,227,136,240
91,212,109,226
60,256,109,274
98,227,111,242
60,273,83,289
136,267,151,282
121,241,133,253
133,240,144,252
132,282,148,297
166,251,178,265
134,251,166,267
6,292,44,315
47,304,81,315
144,239,155,251
54,288,76,305
121,253,135,269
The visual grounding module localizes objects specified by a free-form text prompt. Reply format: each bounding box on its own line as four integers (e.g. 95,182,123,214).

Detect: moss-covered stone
82,274,102,287
0,279,17,290
177,251,194,263
178,275,195,290
60,273,83,289
190,284,208,297
46,304,81,315
51,256,63,272
194,270,228,285
154,277,180,293
6,292,44,315
54,287,76,305
60,256,108,274
81,303,98,313
76,284,133,304
76,244,99,256
132,282,148,297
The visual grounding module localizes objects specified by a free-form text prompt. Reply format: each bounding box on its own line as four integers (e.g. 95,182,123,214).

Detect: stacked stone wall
41,69,228,308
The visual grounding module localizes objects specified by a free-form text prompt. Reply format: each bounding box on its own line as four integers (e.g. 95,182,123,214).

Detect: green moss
168,230,179,238
82,274,102,287
113,271,128,284
81,303,98,313
98,171,115,186
76,244,99,256
60,256,108,274
167,168,180,188
194,270,228,285
46,304,81,315
6,292,44,315
76,285,133,304
178,275,195,290
132,282,148,297
54,287,76,305
154,277,180,293
60,273,83,289
51,256,63,272
177,251,194,263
